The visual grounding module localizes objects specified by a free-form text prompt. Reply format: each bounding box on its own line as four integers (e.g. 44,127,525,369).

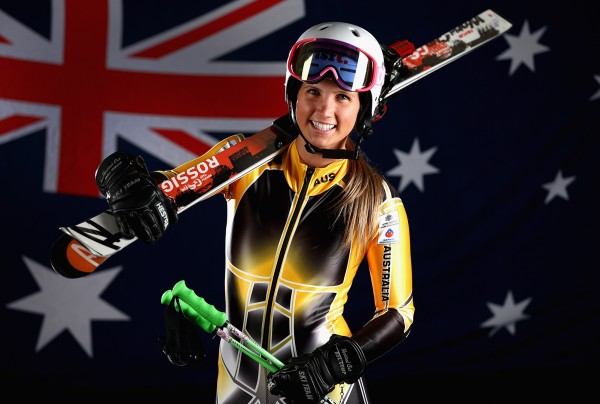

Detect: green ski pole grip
161,289,216,333
172,280,227,327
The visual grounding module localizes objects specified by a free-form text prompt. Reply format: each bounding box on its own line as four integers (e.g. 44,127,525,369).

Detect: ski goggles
287,38,383,92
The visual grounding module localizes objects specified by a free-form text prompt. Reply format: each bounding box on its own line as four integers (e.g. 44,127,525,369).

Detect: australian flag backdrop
1,0,598,401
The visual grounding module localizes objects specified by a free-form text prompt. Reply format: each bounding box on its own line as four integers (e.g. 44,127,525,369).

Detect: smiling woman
3,1,597,401
294,79,361,167
91,20,415,404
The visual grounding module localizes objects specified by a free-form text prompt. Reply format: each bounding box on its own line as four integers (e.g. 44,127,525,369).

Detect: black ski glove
267,334,367,403
95,151,178,244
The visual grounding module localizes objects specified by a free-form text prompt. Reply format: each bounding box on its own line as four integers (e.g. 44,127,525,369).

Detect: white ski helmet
285,21,386,137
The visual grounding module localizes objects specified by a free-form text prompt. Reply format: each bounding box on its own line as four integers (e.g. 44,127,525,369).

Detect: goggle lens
289,39,378,91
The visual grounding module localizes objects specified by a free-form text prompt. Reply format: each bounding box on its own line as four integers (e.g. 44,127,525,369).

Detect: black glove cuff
96,152,144,195
318,335,367,384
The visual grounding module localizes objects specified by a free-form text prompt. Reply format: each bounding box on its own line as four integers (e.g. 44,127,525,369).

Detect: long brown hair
333,147,385,253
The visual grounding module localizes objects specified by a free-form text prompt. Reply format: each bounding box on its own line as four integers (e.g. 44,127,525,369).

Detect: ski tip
50,233,108,278
483,9,513,32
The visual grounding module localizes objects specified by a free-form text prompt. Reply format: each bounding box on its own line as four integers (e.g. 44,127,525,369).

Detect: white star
542,170,576,204
6,256,129,357
496,20,550,75
386,138,439,192
481,290,532,337
590,75,600,101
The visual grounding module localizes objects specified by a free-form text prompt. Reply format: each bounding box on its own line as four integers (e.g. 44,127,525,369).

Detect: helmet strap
297,130,360,160
297,125,369,160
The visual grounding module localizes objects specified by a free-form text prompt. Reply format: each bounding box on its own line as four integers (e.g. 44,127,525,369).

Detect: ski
50,9,511,278
386,9,511,97
50,116,296,278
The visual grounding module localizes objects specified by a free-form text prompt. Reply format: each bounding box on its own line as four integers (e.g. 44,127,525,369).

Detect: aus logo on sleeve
378,211,400,244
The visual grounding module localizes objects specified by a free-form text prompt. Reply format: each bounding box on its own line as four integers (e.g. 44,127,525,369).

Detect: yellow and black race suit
203,139,415,403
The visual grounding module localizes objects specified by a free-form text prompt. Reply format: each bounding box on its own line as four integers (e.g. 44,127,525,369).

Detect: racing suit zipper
262,166,315,353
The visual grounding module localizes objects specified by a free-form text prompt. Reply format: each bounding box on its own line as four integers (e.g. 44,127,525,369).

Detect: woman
95,21,414,404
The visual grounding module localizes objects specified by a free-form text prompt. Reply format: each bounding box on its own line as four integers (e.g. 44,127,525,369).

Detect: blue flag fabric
1,0,597,400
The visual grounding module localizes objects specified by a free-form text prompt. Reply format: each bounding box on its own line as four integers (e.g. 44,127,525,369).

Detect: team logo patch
378,210,400,244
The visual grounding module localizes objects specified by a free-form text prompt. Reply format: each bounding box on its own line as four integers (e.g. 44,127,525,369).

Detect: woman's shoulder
380,176,401,200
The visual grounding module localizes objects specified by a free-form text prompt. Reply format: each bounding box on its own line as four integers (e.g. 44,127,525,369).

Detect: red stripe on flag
0,115,44,135
0,1,286,197
150,128,212,156
131,0,283,58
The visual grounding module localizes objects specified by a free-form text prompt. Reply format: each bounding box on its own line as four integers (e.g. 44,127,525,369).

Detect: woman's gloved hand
267,334,367,403
95,151,177,244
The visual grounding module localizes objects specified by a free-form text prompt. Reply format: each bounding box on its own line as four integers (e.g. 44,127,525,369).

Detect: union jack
0,0,303,197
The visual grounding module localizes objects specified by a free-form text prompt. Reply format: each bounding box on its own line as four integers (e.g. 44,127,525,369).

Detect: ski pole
171,280,285,371
161,280,284,373
161,289,216,333
161,289,278,371
163,282,340,404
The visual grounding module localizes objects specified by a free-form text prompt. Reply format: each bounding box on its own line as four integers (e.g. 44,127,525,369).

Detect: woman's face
295,79,360,151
